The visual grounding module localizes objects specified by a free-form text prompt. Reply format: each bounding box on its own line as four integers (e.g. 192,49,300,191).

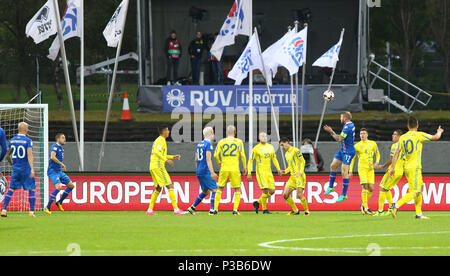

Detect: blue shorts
48,171,71,186
10,169,36,190
197,174,218,191
334,150,356,165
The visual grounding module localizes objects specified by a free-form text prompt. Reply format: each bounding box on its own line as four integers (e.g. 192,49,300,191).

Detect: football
323,90,335,102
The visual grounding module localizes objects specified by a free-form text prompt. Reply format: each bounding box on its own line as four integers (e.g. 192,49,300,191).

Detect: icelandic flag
262,29,295,83
103,0,129,47
275,26,308,76
210,0,251,61
228,32,264,85
25,0,58,44
312,33,343,68
47,0,82,60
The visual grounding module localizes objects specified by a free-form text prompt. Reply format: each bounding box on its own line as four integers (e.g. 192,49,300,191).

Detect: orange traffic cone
120,91,133,121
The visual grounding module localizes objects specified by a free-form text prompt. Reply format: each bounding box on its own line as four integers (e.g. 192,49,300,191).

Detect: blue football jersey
340,122,356,153
8,135,33,171
196,139,213,175
0,127,7,162
48,143,64,172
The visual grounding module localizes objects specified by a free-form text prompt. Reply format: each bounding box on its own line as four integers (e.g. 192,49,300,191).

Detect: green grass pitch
1,211,449,256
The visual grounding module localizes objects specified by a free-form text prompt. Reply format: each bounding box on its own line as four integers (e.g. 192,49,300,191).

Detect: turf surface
0,211,449,256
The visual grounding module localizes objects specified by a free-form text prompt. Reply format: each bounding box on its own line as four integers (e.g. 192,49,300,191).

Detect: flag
274,26,308,76
262,29,295,82
312,35,343,68
103,0,129,47
210,0,251,61
228,32,264,85
25,0,58,44
47,0,82,60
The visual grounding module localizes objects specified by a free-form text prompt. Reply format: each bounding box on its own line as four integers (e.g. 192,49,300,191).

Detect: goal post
0,104,48,211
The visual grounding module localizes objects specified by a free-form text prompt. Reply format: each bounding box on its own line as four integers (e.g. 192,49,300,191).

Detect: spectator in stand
188,31,207,85
302,138,324,172
164,30,182,85
208,33,224,84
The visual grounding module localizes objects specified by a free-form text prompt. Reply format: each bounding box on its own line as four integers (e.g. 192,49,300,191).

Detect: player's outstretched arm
431,125,444,141
27,148,34,178
5,149,12,166
389,148,400,177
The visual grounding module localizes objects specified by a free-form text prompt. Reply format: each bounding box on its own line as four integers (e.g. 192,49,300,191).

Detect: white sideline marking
258,231,450,254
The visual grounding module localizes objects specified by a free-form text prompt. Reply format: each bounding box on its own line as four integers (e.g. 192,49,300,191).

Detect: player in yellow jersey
247,132,282,214
279,137,309,216
146,125,182,215
213,125,247,215
373,129,404,216
390,117,443,219
349,128,380,215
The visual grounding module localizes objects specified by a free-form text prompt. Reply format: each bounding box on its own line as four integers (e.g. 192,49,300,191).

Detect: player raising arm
389,117,443,219
146,125,182,215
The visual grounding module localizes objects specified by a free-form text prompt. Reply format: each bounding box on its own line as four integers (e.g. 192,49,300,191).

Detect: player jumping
248,132,282,214
45,133,75,214
323,111,356,202
1,122,36,218
213,125,247,216
389,117,443,219
146,125,182,215
186,127,219,215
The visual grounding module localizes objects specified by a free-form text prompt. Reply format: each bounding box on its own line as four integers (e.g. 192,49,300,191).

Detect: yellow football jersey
149,136,174,171
247,143,281,174
284,146,305,176
214,137,246,172
389,142,405,171
350,140,380,171
398,131,432,170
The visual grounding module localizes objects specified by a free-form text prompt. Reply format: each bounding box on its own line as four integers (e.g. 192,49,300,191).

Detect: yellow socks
385,190,393,205
214,190,222,210
233,191,241,211
367,190,373,202
148,190,160,211
300,197,309,212
378,191,387,212
397,192,415,208
168,188,178,211
361,189,368,209
261,193,269,210
286,197,298,212
414,193,423,215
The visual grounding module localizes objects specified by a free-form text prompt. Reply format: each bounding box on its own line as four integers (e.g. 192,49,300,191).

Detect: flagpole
98,0,130,171
52,0,82,166
287,25,295,147
248,0,253,154
299,23,308,145
294,21,299,148
80,0,84,171
254,27,286,168
314,28,345,149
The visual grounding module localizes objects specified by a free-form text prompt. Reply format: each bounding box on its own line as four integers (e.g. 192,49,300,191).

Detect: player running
389,117,443,219
146,125,182,215
279,137,309,216
185,127,218,215
247,132,282,214
349,128,380,215
213,125,247,216
45,133,75,214
323,111,356,202
1,122,36,218
373,129,404,216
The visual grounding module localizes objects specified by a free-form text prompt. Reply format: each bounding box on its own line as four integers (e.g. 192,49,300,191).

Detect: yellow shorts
404,168,424,193
150,168,172,187
380,168,403,191
358,168,375,185
255,170,275,190
286,173,306,190
218,171,242,189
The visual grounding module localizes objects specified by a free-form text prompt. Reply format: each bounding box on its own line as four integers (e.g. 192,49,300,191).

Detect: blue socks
58,187,73,204
342,178,350,196
2,190,14,210
210,192,216,211
29,190,36,212
329,171,337,189
193,192,207,208
47,189,60,209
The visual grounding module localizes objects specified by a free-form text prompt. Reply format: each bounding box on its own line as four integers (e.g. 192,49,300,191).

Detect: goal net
0,104,48,211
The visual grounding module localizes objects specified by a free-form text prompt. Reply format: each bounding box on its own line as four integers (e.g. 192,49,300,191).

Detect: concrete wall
62,141,450,174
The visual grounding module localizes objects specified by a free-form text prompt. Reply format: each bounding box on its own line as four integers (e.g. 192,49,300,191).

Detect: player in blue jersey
1,122,36,218
185,127,219,215
44,133,74,214
323,112,356,202
0,126,7,163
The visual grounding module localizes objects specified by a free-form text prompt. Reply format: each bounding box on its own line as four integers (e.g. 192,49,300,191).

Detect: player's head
279,137,291,150
203,126,214,140
340,111,352,124
226,125,236,137
302,138,312,145
259,132,268,144
407,116,419,130
158,125,170,138
18,122,29,135
392,129,403,143
55,133,66,145
360,128,368,141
